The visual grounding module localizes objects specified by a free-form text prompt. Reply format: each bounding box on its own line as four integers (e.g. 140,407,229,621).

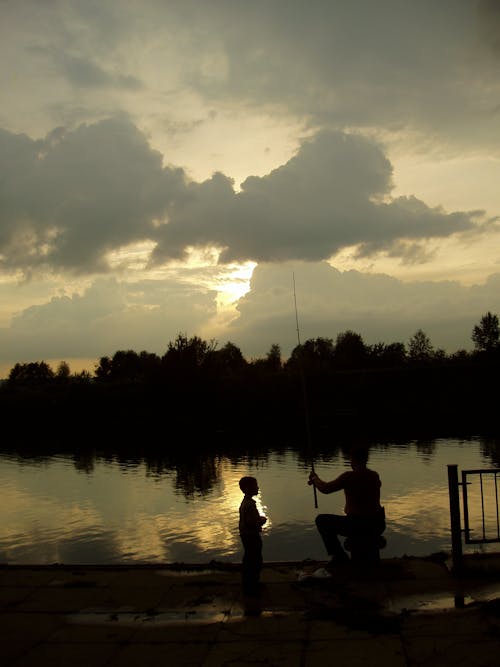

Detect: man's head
239,476,259,496
349,446,369,468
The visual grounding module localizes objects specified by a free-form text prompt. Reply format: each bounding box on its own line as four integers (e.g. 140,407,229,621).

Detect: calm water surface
1,437,499,564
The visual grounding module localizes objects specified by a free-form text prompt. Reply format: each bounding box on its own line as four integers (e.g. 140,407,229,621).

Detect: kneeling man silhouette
308,447,385,567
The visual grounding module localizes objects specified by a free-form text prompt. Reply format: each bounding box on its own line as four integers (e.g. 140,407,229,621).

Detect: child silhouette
239,476,266,594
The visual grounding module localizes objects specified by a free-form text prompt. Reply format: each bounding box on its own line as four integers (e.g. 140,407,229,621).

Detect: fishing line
292,272,318,509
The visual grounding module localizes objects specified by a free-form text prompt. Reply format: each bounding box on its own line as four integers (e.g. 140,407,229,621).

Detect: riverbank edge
0,550,498,569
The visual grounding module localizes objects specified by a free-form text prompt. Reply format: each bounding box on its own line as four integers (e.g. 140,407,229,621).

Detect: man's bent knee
315,514,327,527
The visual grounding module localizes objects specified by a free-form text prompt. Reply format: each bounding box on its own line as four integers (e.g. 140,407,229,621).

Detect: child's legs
241,534,263,589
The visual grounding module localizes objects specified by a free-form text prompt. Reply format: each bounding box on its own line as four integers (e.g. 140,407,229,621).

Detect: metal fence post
448,464,463,573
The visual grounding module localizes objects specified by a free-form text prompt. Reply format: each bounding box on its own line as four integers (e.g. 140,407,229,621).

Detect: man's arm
308,471,346,494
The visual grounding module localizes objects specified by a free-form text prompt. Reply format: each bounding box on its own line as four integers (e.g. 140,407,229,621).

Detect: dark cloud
0,118,186,273
478,0,500,57
153,130,484,265
57,53,144,90
6,2,500,154
0,121,486,275
162,1,499,150
29,45,144,89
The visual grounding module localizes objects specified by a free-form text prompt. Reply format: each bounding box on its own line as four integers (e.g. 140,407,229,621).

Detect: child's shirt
239,495,263,536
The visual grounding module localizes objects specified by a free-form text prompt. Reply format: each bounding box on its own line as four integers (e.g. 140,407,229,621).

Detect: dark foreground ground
1,555,500,666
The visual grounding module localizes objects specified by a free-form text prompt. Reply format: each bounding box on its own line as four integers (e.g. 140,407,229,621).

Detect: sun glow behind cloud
214,261,257,306
106,243,255,299
106,241,256,338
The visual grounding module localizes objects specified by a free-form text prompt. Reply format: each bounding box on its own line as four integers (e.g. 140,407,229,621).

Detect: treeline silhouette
2,312,500,446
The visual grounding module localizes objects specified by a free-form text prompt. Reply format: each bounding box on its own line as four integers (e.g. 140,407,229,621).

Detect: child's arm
243,499,266,530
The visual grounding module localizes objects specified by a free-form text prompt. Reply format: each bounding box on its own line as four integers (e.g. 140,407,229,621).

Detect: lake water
1,437,499,564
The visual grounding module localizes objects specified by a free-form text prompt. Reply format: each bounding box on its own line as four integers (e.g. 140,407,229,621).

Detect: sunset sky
1,0,500,377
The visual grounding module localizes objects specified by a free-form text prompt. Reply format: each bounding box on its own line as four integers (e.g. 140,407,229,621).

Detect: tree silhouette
94,350,160,382
408,329,434,363
287,337,334,374
8,361,54,385
265,343,282,372
95,356,112,381
108,350,142,381
56,360,71,381
210,341,247,375
137,350,162,381
368,341,406,367
162,334,216,377
250,343,283,373
472,312,499,352
334,330,366,369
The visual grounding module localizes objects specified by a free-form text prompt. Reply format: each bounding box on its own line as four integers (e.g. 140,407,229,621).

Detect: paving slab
47,619,137,644
217,611,308,643
304,636,406,667
402,633,500,667
0,641,40,665
108,641,214,666
400,605,500,666
204,639,305,667
14,585,113,613
0,610,65,642
8,641,120,667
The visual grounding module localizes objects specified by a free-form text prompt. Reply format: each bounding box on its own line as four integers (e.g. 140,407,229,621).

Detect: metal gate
448,464,500,571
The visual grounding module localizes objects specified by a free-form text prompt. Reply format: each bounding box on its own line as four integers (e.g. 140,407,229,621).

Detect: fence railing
448,464,500,571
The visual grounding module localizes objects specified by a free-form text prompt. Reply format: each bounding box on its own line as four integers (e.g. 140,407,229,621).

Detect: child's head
239,476,259,496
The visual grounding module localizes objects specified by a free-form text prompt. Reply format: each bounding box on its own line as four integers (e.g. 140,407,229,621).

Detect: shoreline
0,550,498,571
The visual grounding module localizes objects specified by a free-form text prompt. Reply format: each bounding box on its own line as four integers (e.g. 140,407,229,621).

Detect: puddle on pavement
386,584,500,614
69,609,228,626
156,570,213,577
68,605,291,627
225,606,292,622
386,592,474,613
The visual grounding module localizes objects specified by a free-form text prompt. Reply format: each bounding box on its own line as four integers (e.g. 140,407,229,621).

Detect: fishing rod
292,272,318,509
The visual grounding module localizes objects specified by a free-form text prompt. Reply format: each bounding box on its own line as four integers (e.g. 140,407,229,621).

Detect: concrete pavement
1,555,500,666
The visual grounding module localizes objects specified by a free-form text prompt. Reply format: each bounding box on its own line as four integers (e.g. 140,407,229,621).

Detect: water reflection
414,439,436,462
480,438,500,467
0,437,499,564
73,452,95,474
173,456,222,498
